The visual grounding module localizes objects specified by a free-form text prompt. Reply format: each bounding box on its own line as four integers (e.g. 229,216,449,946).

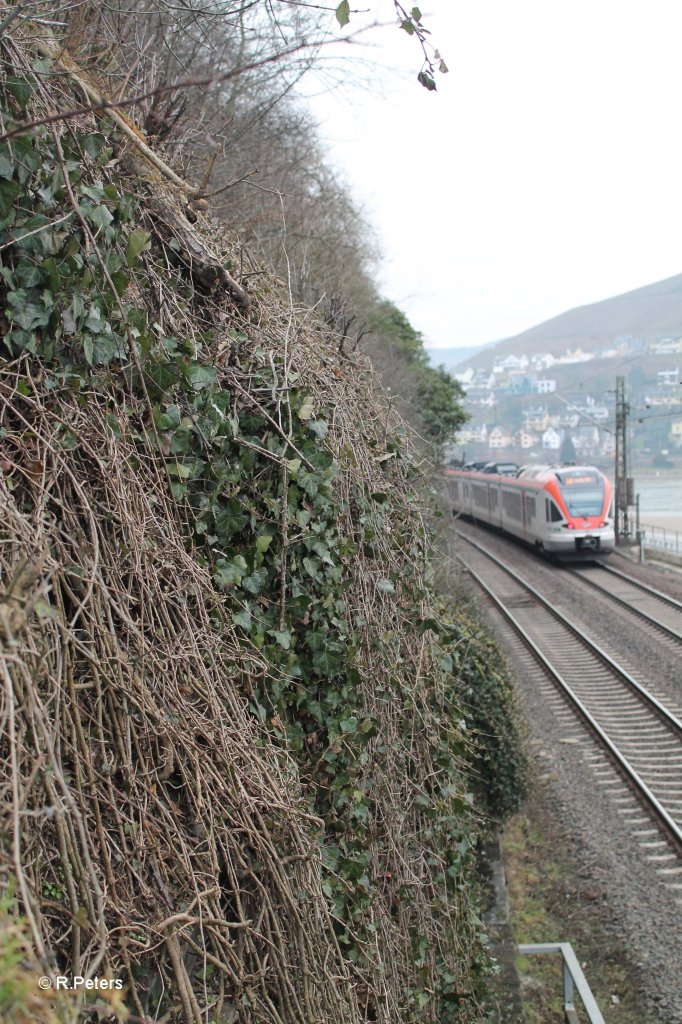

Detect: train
445,462,615,558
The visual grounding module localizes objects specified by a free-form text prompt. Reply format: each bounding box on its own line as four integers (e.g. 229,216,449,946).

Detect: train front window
557,472,605,516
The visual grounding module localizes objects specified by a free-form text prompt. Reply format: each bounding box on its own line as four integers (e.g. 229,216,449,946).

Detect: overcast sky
302,1,682,350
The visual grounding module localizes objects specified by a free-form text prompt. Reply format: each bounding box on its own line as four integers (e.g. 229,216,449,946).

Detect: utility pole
614,376,633,543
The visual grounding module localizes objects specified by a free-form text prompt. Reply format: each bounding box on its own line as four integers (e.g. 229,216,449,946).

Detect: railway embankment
448,518,682,1023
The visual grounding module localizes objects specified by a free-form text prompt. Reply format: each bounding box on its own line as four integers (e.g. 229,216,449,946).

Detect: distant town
443,333,682,469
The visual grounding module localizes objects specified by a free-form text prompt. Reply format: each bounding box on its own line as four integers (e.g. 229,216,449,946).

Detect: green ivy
0,60,526,1021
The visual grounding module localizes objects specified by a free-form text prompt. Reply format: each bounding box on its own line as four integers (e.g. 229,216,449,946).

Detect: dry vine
0,25,486,1024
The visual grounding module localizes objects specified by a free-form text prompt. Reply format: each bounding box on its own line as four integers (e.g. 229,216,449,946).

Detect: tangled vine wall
0,28,525,1024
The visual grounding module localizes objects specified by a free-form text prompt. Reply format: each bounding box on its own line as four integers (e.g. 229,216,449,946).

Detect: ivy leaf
125,228,151,267
302,556,320,579
184,363,216,390
309,419,328,439
376,578,395,594
91,334,122,365
417,70,437,91
110,270,129,296
0,150,14,180
411,6,422,20
6,76,33,109
312,647,344,676
255,534,273,553
335,0,350,27
214,555,246,588
297,467,319,497
7,296,51,331
154,405,181,431
214,499,247,540
88,203,113,233
105,414,121,439
269,629,292,650
297,396,315,420
232,608,252,630
241,569,267,595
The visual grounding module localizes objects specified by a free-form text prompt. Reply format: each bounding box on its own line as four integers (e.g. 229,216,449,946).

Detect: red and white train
445,463,615,558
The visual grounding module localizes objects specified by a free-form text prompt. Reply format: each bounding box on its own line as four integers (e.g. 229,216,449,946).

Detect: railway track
568,561,682,643
455,530,682,867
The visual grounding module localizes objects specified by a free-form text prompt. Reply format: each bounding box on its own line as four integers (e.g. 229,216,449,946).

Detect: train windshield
557,471,605,516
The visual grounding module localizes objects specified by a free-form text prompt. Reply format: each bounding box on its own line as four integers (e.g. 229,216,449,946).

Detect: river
627,474,682,531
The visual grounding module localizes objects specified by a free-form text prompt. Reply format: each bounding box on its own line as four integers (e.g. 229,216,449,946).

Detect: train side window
502,489,522,520
549,501,563,522
525,496,536,520
545,499,551,522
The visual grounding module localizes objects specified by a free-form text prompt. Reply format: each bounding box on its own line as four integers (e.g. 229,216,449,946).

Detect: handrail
641,522,682,554
518,943,605,1023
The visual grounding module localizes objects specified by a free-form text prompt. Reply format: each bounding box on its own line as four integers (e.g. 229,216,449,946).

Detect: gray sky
304,1,682,349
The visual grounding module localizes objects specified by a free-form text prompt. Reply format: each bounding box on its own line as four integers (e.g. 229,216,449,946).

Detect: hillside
465,273,682,368
0,27,526,1024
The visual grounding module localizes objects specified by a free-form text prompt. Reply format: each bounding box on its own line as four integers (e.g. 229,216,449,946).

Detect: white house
531,353,556,371
494,354,529,373
457,423,488,444
657,368,679,388
542,427,563,450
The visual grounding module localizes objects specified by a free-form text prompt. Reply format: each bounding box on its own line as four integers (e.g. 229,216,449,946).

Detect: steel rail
456,531,682,736
597,561,682,612
566,566,682,642
455,539,682,853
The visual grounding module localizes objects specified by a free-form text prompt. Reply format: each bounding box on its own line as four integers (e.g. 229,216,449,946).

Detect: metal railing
641,523,682,554
518,943,605,1023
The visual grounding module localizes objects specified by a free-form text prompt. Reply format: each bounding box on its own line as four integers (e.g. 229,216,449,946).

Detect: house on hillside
488,426,513,450
466,388,497,407
556,348,594,364
494,354,529,373
531,353,555,371
651,339,682,355
657,368,679,388
588,403,609,422
453,368,474,387
535,378,556,393
573,426,600,453
646,393,680,407
670,421,682,447
504,374,537,396
457,423,488,444
524,408,550,432
515,428,539,449
614,334,645,353
542,427,563,450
